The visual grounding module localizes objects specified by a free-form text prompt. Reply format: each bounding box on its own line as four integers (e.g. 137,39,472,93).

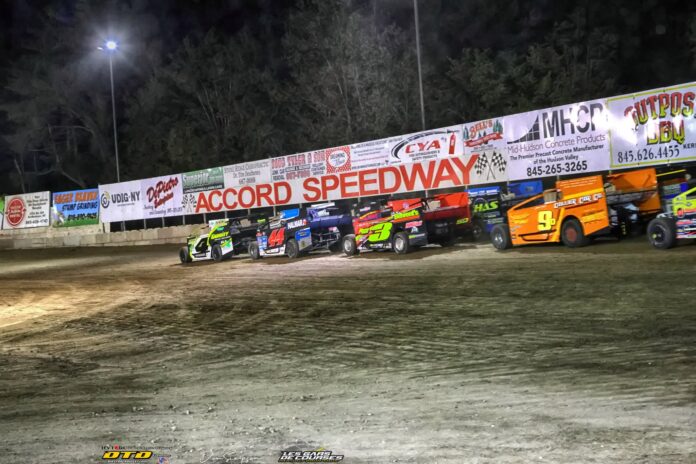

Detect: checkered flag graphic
182,193,197,214
491,151,507,174
474,153,489,177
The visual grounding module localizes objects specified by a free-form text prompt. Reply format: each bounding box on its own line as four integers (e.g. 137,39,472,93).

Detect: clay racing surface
0,241,695,463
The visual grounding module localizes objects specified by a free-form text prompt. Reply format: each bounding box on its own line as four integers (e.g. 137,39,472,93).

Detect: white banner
271,149,326,182
141,175,184,218
99,181,143,222
224,159,272,188
504,99,610,180
2,191,50,229
387,125,463,165
463,118,508,184
346,141,390,171
608,82,696,168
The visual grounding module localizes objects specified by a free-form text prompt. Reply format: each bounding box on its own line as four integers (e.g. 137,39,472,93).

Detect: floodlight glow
105,40,118,51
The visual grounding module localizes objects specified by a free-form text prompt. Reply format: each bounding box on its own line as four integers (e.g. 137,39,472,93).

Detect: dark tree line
1,0,695,194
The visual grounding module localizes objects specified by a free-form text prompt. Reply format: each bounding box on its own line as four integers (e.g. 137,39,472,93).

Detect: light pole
98,40,121,183
413,0,426,131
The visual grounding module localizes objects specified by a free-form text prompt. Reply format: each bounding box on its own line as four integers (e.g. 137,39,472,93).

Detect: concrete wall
0,224,200,250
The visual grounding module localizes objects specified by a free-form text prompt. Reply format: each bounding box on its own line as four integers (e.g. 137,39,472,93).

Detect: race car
468,180,543,240
490,167,661,250
249,203,353,259
179,216,261,263
341,192,471,255
647,178,696,249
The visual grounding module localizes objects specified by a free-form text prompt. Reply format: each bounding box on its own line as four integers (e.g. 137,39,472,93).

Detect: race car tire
342,234,358,256
561,218,590,248
286,238,300,259
471,219,486,242
647,217,677,249
393,231,411,254
211,244,223,262
179,247,192,264
490,224,512,250
248,242,261,260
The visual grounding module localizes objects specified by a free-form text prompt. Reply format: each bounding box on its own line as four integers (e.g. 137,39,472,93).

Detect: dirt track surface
0,240,695,463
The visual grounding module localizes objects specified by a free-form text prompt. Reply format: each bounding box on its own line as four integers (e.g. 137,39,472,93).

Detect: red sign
5,197,26,227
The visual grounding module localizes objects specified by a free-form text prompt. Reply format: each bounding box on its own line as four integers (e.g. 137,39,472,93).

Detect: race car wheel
248,242,261,260
471,219,486,242
342,234,358,256
647,217,677,249
211,244,223,262
179,246,192,264
286,238,300,259
561,218,590,248
393,231,411,254
490,224,512,250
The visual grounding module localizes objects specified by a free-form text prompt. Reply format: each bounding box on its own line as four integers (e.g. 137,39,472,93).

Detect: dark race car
179,216,262,263
341,192,472,255
647,171,696,249
249,203,353,259
468,180,543,240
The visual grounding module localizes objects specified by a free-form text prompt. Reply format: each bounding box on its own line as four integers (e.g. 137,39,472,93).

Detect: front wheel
561,218,590,248
248,241,261,260
211,244,223,262
490,224,512,250
179,246,192,263
647,217,677,249
392,231,411,254
342,234,358,256
286,238,300,259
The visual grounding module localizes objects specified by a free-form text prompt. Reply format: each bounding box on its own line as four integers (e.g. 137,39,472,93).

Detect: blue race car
468,180,544,240
249,203,353,259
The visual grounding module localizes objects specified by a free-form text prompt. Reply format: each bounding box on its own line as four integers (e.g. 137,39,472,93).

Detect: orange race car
490,168,661,249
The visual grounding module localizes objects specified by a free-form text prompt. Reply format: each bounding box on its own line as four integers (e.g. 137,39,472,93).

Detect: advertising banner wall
504,98,610,180
2,191,50,229
608,82,696,169
182,167,224,194
99,181,143,222
463,118,508,184
189,154,479,214
141,175,184,218
51,189,99,227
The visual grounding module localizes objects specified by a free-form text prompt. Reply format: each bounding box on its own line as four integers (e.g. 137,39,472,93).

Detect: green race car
179,216,263,263
647,185,696,249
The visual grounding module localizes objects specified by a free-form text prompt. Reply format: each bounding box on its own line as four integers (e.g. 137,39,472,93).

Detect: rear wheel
393,231,411,254
647,217,677,249
342,234,358,256
286,238,300,259
211,244,223,262
248,241,261,260
490,224,512,250
561,218,590,248
179,246,192,263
